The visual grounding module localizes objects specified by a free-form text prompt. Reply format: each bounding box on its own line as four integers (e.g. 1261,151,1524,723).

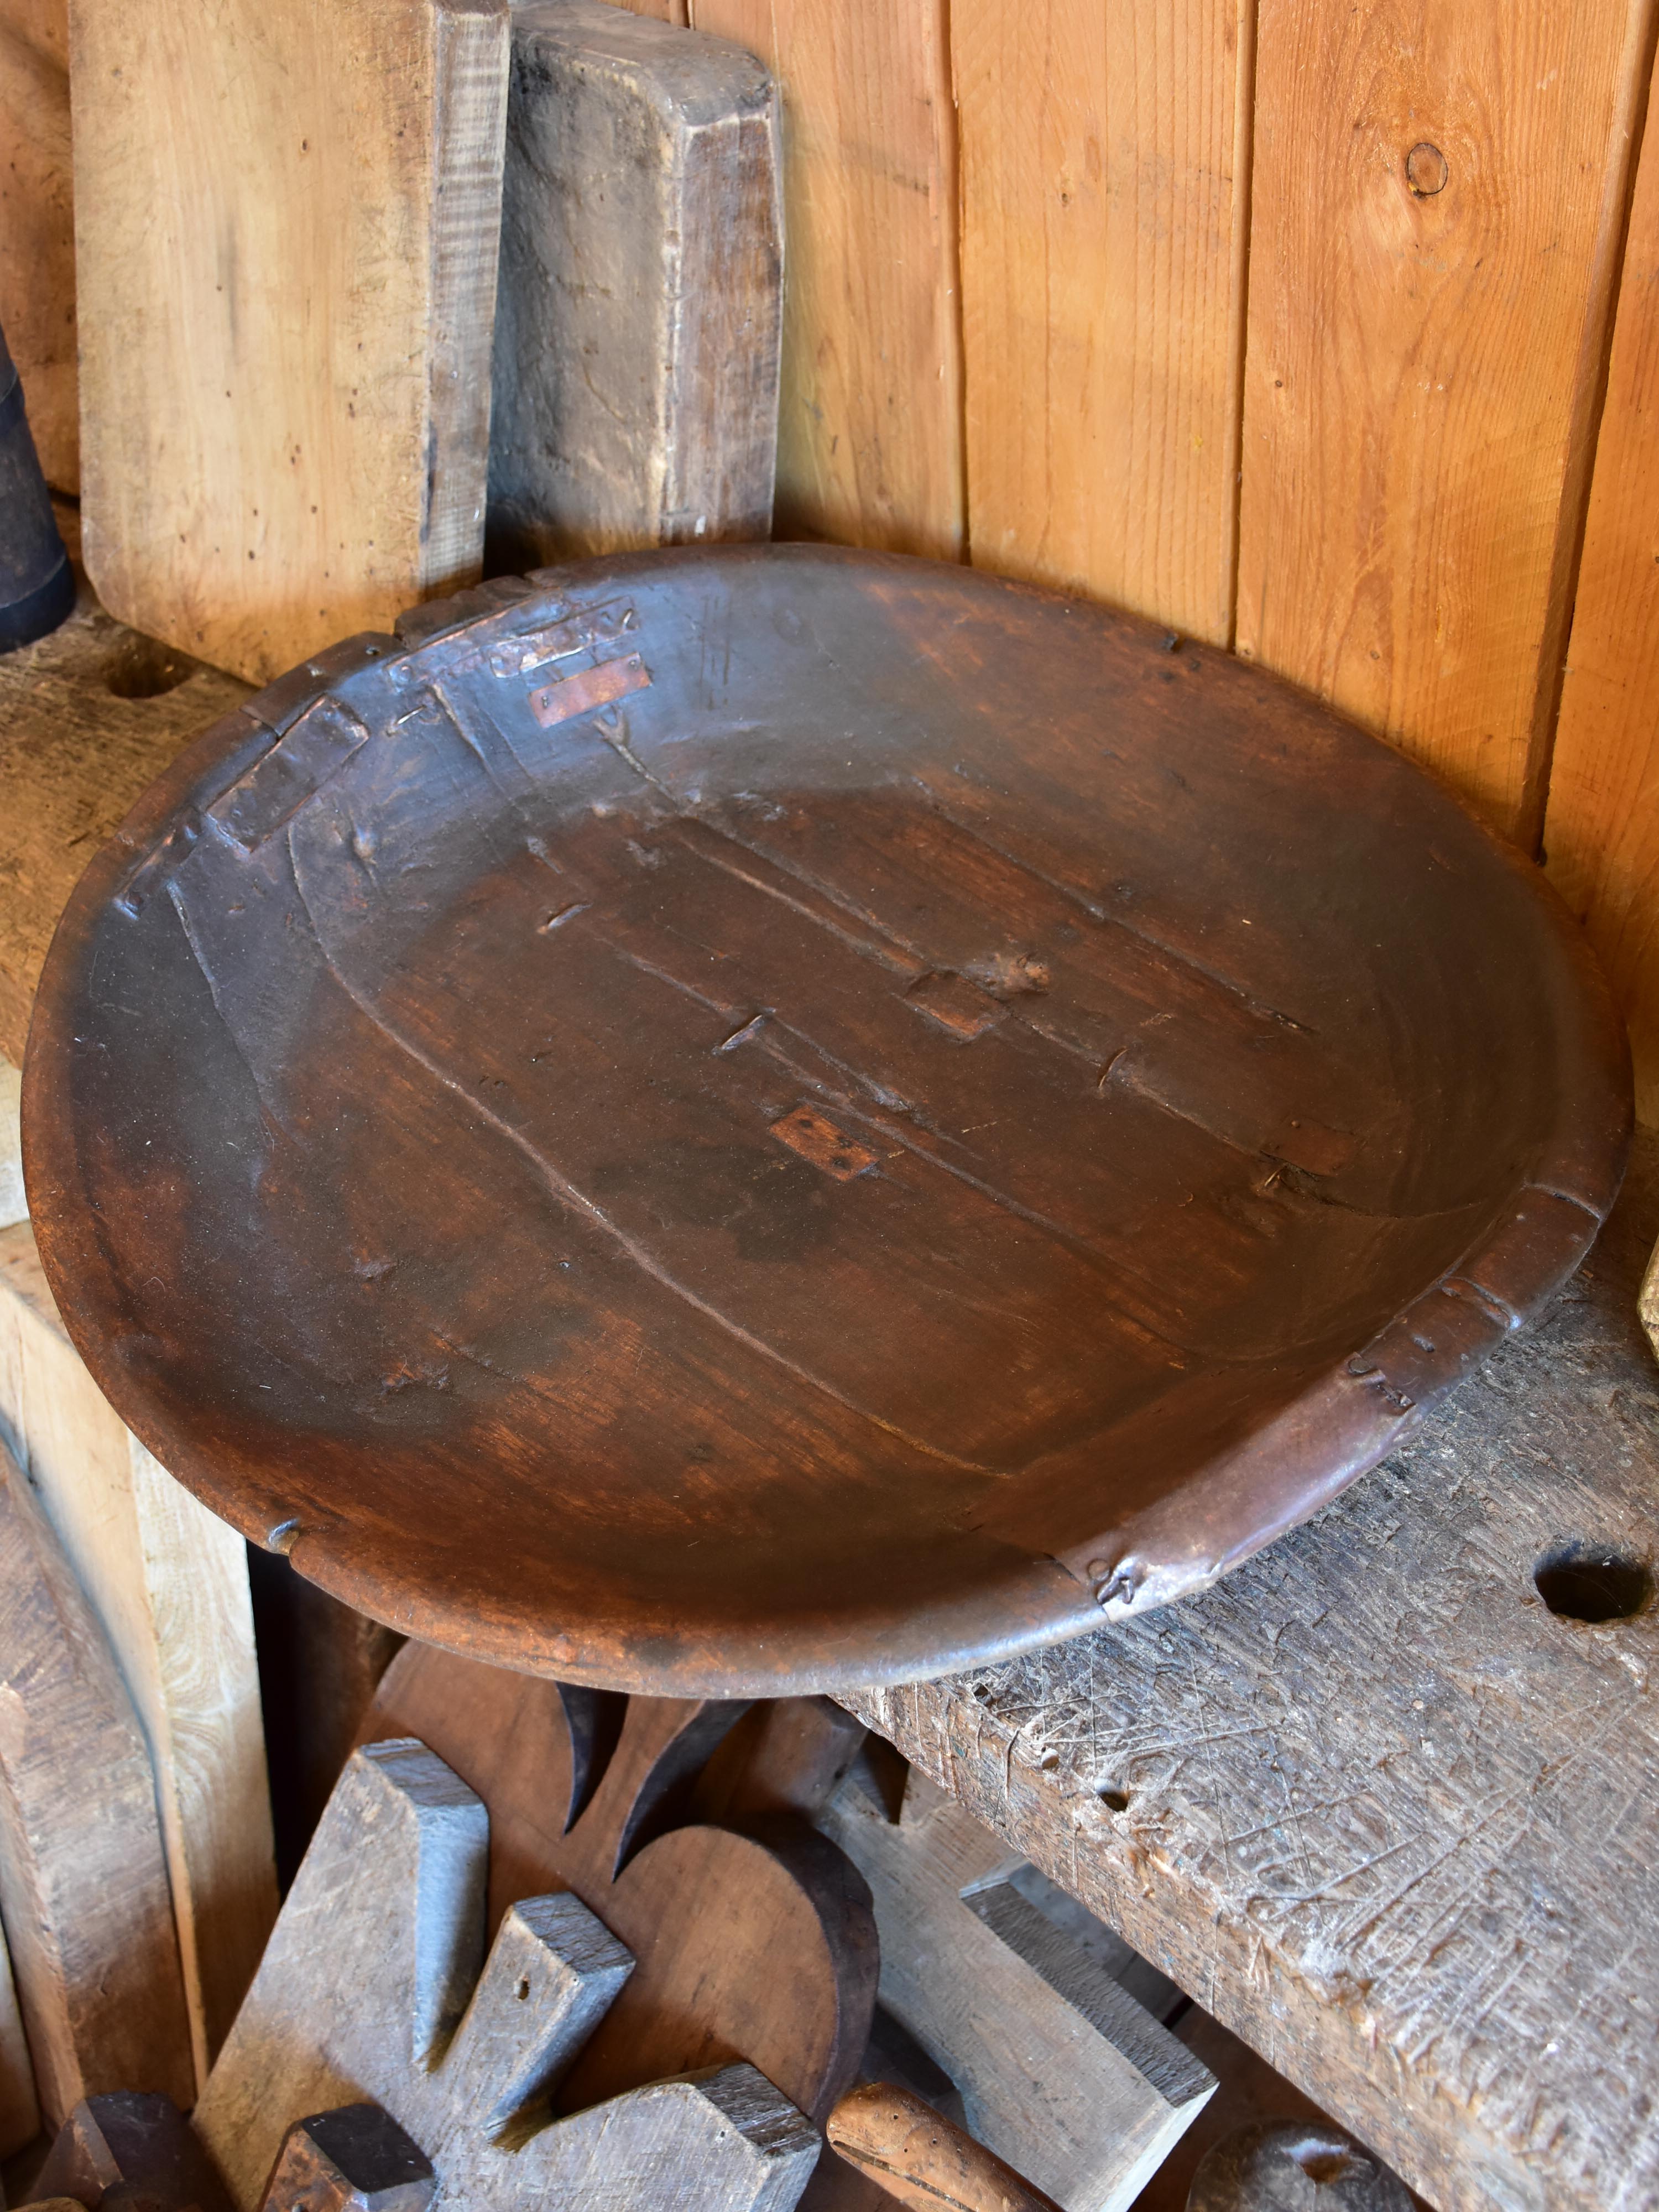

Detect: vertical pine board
1545,70,1659,1124
689,0,964,559
0,0,76,491
1236,0,1656,842
951,0,1252,645
70,0,508,685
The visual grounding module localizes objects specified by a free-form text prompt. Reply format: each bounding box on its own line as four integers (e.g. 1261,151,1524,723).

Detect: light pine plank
1235,0,1656,842
0,1222,277,2086
951,0,1252,645
69,0,509,683
0,0,75,492
689,0,963,560
1545,63,1659,1126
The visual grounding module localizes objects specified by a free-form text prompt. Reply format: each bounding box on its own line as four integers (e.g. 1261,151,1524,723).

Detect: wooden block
690,0,963,559
0,593,251,1067
950,0,1251,646
1186,2125,1414,2212
0,1222,277,2084
258,2105,435,2212
69,0,510,683
246,1551,403,1890
0,1442,193,2124
29,2090,232,2211
487,0,782,571
194,1740,822,2212
363,1644,878,2128
827,2081,1061,2212
1543,64,1659,1123
1235,0,1652,840
0,0,75,493
817,1767,1213,2212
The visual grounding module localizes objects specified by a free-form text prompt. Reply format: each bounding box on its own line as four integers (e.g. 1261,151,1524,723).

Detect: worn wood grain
195,1740,822,2212
0,1441,193,2124
690,0,963,559
839,1125,1659,2212
69,0,509,682
950,0,1251,646
818,1766,1211,2211
23,547,1628,1694
488,0,781,572
1543,66,1659,1127
0,0,75,493
1235,0,1657,841
0,1220,277,2084
0,588,249,1066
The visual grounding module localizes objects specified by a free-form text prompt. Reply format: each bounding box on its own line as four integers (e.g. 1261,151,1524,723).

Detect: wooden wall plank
1545,66,1659,1126
688,0,963,560
950,0,1252,645
1236,0,1657,842
0,0,76,492
69,0,509,684
0,1222,278,2088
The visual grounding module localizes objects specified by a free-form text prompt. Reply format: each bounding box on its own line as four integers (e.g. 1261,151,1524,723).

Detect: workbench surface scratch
844,1130,1659,2212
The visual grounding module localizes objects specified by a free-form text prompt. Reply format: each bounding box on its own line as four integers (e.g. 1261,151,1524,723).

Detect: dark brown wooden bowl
23,548,1631,1694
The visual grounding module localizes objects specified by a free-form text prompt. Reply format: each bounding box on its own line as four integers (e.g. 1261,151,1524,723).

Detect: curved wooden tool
193,1740,819,2211
827,2083,1062,2212
364,1641,877,2123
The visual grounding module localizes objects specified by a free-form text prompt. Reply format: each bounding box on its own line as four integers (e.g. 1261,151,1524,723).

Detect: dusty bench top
843,1125,1659,2212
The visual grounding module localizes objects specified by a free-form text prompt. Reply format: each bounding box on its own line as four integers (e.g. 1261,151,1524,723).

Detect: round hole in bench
105,633,201,699
1532,1544,1652,1623
1098,1783,1130,1812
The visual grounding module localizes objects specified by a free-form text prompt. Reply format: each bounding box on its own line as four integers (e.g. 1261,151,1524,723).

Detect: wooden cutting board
67,0,509,684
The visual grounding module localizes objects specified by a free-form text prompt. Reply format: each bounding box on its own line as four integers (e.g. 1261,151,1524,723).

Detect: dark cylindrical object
0,321,74,652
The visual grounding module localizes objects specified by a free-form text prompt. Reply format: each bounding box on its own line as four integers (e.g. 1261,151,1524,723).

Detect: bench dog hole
1532,1542,1652,1624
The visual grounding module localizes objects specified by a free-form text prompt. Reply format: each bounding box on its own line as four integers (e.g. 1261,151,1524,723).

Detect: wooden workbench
3,579,1655,2212
844,1132,1659,2212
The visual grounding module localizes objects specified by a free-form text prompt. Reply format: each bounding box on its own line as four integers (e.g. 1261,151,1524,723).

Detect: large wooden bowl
23,549,1631,1693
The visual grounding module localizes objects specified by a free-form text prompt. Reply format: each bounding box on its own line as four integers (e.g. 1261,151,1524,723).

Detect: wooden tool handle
826,2081,1063,2212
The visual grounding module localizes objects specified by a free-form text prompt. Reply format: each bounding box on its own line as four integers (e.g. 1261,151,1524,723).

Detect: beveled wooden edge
19,547,1636,1695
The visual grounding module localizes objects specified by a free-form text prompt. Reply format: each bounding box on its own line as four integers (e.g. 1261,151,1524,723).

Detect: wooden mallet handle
826,2081,1063,2212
